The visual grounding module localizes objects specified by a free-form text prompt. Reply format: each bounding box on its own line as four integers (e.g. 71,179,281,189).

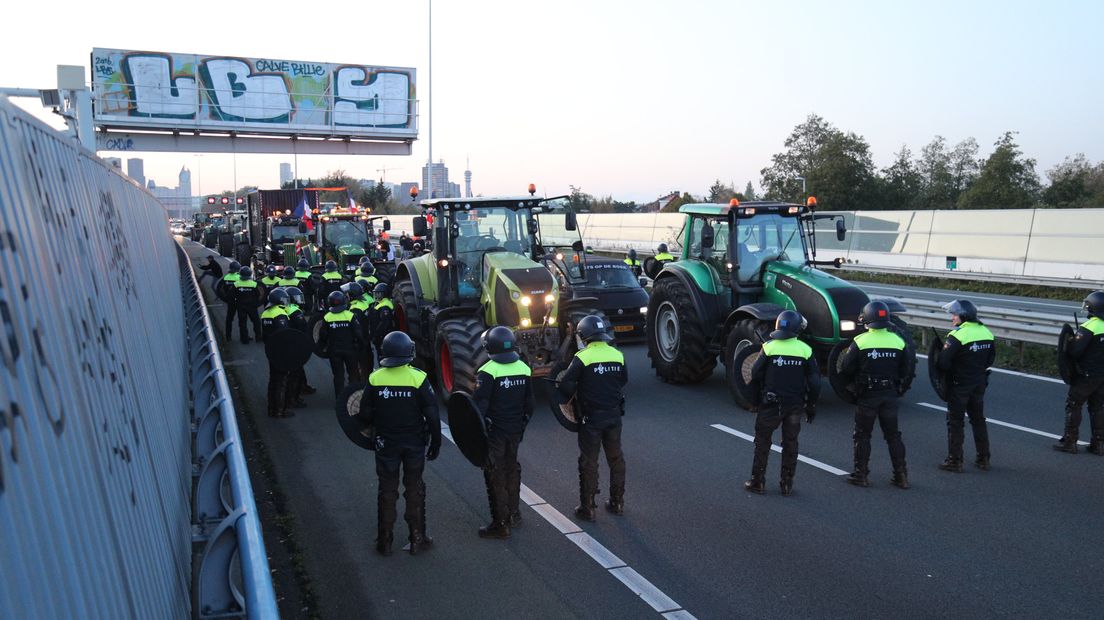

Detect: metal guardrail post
196,508,247,619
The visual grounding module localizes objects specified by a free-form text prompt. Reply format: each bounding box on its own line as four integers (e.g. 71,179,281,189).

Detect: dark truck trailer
246,189,319,263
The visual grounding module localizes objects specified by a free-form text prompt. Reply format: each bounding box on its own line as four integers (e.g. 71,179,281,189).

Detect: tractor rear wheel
394,279,425,358
723,329,759,411
646,278,716,383
435,316,487,396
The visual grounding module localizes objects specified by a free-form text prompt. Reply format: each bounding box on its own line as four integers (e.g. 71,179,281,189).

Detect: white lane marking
916,354,1065,385
915,402,1089,446
711,424,850,476
858,283,1080,312
609,566,682,613
438,421,694,617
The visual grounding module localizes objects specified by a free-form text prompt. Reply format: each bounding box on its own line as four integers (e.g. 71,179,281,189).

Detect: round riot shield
447,391,489,468
310,316,328,359
726,340,761,411
265,328,315,372
1058,323,1075,385
927,329,951,402
543,377,581,432
828,341,858,404
335,383,375,450
642,256,662,280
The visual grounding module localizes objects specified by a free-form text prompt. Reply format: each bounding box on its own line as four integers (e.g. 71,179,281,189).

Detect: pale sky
3,0,1101,203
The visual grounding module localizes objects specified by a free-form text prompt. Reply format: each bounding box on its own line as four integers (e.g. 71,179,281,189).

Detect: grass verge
843,270,1093,303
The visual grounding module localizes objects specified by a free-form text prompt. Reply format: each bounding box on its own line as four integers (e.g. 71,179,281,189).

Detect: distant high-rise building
448,182,461,198
103,157,122,170
127,158,145,187
279,163,293,187
464,159,472,198
178,166,192,199
421,161,449,199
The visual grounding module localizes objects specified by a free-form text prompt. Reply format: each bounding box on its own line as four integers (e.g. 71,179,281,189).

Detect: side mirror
527,218,538,236
834,257,845,268
638,277,648,288
565,211,578,231
383,219,392,231
412,216,428,237
701,223,715,249
835,218,847,242
571,240,584,252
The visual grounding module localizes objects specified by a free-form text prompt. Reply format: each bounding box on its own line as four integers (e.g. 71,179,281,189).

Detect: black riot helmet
359,262,375,276
628,248,637,261
942,299,979,323
268,287,289,307
358,255,372,266
228,260,241,273
482,326,520,363
577,314,613,343
326,290,348,312
341,281,365,301
296,258,310,270
282,265,295,279
657,243,668,254
239,266,254,280
325,260,338,273
771,310,807,340
1083,291,1104,318
859,301,892,330
373,282,392,300
265,264,277,277
285,286,305,306
379,331,416,367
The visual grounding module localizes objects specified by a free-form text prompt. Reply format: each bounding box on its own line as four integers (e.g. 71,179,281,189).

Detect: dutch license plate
613,325,634,332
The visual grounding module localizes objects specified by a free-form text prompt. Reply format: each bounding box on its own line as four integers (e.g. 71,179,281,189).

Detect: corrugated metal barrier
0,95,276,618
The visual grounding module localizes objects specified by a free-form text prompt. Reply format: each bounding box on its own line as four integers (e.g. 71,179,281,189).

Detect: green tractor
394,195,605,395
300,209,383,277
645,199,914,408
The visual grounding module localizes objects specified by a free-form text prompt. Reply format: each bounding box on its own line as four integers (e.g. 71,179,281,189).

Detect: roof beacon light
806,196,818,210
528,183,537,196
729,198,740,207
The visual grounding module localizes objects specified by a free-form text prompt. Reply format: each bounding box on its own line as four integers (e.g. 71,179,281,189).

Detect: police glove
426,442,441,461
804,405,816,424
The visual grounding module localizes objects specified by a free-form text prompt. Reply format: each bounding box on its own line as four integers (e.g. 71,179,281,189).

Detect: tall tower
464,156,472,198
127,158,145,188
178,166,192,199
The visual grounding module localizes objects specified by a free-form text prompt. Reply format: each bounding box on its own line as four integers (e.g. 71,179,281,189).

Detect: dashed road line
915,402,1089,446
439,421,695,618
710,423,849,476
915,354,1064,385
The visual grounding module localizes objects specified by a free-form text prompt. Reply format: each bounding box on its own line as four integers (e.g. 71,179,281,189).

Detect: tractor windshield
734,214,805,282
453,207,532,300
323,219,368,248
271,225,298,243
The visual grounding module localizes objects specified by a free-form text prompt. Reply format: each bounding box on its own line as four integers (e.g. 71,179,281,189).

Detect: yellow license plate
613,325,634,332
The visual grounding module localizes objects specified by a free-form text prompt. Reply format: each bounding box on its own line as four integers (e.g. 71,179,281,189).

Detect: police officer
744,310,820,495
344,281,375,373
1055,291,1104,455
623,249,642,277
371,282,396,359
261,264,282,288
654,243,675,263
219,261,242,341
294,258,315,310
232,266,263,344
557,315,628,520
838,301,912,489
357,331,441,556
261,289,292,418
282,286,316,406
473,327,534,539
278,266,300,288
355,262,380,297
319,259,345,306
318,290,363,397
936,299,996,471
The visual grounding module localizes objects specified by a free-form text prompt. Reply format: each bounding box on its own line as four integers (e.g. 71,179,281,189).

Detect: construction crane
376,166,397,182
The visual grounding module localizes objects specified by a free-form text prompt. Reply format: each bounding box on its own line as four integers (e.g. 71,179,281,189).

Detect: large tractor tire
394,279,426,360
646,278,716,383
435,316,487,396
723,330,760,411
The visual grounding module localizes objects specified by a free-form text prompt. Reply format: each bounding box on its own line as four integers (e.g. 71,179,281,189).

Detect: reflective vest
654,252,675,261
350,299,372,313
261,276,281,286
222,273,241,283
948,321,994,345
368,365,430,438
322,272,343,282
763,337,812,359
294,270,313,280
234,279,258,290
623,258,640,267
374,298,395,312
260,306,288,320
278,278,299,287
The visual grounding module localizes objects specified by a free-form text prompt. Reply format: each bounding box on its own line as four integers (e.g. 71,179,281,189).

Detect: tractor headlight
840,320,856,331
548,316,557,326
511,291,520,300
555,252,564,261
521,318,531,328
520,296,532,306
544,293,555,304
640,306,648,314
438,259,449,268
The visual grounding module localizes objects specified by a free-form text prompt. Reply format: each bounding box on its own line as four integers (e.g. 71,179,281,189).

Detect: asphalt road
187,242,1103,619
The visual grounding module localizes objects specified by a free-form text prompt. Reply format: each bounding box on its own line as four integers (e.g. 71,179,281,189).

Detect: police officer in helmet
654,243,675,263
261,288,293,417
317,290,363,397
1055,291,1104,455
219,260,242,340
557,315,628,520
936,299,995,471
838,301,913,489
233,266,263,344
282,286,315,406
745,310,820,495
278,266,299,288
294,258,315,310
370,282,396,361
319,260,345,311
343,281,375,373
357,331,441,556
261,264,282,288
474,326,535,539
624,248,642,277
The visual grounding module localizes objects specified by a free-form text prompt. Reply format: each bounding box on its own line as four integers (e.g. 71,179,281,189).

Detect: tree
743,182,758,201
760,114,880,210
568,185,593,212
957,132,1040,209
1042,154,1104,208
707,180,736,203
880,146,923,210
662,192,697,213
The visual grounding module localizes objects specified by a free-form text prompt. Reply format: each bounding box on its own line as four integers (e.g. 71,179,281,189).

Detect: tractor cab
315,208,373,276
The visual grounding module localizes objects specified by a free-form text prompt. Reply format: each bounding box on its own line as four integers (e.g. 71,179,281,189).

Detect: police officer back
357,331,441,556
278,266,300,289
1055,291,1104,455
294,258,315,310
261,264,282,288
317,290,363,396
838,301,912,489
219,261,242,341
282,286,315,406
624,249,642,277
370,282,396,359
654,243,675,263
233,266,263,344
557,315,628,520
936,299,995,471
344,281,375,373
745,310,820,495
261,288,292,417
319,259,345,308
473,327,534,539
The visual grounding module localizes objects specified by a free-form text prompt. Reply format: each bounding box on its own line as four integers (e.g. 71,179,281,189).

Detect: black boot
479,520,511,539
375,529,393,556
508,511,523,528
779,466,795,496
846,471,870,487
408,484,433,555
1088,436,1104,456
1053,434,1079,454
574,494,596,522
974,455,991,470
891,463,910,489
605,497,624,515
938,457,964,473
744,477,765,494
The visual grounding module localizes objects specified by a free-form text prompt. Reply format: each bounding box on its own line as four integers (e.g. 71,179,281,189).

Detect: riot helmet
1084,291,1104,318
268,288,289,307
265,264,277,277
296,258,310,270
379,331,416,367
482,326,520,363
359,262,375,276
657,243,668,254
239,266,254,280
325,260,338,272
228,260,241,273
341,281,365,301
941,299,979,324
771,310,807,340
373,282,392,300
859,301,892,330
285,286,305,306
358,255,372,266
577,314,613,343
628,249,637,261
282,266,295,279
326,290,348,312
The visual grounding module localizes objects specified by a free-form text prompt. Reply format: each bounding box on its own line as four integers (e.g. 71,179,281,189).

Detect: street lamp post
427,0,433,200
795,175,806,198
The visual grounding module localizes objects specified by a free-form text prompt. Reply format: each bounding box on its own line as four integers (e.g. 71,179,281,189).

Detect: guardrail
886,297,1066,347
179,245,279,619
830,263,1098,290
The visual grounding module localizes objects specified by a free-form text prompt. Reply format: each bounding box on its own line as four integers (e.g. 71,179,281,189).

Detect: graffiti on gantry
92,48,416,135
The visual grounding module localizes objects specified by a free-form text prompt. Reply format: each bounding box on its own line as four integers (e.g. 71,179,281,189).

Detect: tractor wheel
394,279,424,356
736,317,773,346
723,329,759,411
435,316,487,396
646,278,716,383
562,306,613,343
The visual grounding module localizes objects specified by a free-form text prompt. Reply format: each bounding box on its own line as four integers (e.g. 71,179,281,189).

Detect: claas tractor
298,209,383,277
645,198,915,409
394,193,606,395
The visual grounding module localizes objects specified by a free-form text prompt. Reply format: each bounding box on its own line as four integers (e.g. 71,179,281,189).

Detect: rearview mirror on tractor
383,219,392,231
701,223,715,249
413,216,428,237
565,211,578,231
836,219,847,241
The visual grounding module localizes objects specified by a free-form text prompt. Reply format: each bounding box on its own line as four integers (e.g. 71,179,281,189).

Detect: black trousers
752,404,802,480
236,306,260,342
853,392,907,473
1066,375,1104,439
224,303,238,339
946,381,990,459
578,421,625,499
485,429,522,521
284,366,307,403
267,363,289,416
375,441,427,539
329,353,361,396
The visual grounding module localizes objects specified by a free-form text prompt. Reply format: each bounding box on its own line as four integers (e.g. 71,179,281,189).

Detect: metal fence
0,95,274,619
